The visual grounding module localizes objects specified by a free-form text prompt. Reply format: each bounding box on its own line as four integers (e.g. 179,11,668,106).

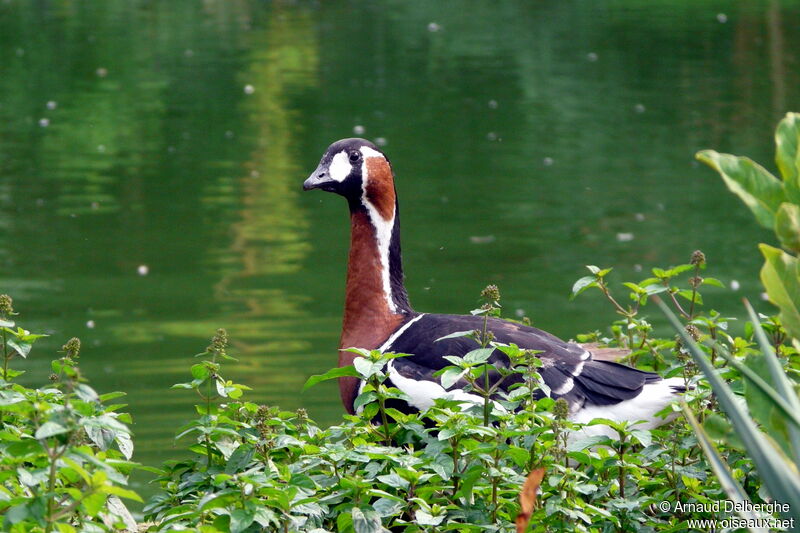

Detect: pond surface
1,0,799,496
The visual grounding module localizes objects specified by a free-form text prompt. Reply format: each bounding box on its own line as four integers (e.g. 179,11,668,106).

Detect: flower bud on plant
0,294,13,317
481,284,501,303
553,398,569,420
207,328,228,357
690,250,706,266
62,337,81,359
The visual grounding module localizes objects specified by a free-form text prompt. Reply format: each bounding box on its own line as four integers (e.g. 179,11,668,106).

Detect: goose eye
348,151,361,163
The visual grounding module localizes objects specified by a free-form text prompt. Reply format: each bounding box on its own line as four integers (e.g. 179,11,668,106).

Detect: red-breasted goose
303,138,683,432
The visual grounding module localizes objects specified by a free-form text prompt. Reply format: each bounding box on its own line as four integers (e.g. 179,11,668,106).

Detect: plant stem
483,366,490,427
451,438,460,497
617,441,625,499
377,391,392,445
206,375,213,470
598,280,628,315
45,452,57,532
2,327,9,380
491,447,500,523
44,445,66,532
667,290,690,319
688,263,701,319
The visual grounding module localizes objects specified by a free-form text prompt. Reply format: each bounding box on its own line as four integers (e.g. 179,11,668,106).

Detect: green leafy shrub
0,295,142,532
669,112,800,529
141,267,789,532
698,112,800,340
661,299,800,528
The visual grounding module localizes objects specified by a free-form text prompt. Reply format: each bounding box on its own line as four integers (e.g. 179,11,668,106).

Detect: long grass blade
706,340,800,430
744,300,800,464
656,298,800,521
681,404,766,532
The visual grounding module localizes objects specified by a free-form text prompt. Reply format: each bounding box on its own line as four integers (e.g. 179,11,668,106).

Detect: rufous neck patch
364,157,396,221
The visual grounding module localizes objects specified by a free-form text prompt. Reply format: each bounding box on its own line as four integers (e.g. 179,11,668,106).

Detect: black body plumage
372,313,667,415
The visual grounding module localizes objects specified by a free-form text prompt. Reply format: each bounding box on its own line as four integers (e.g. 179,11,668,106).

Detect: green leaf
439,367,465,390
776,112,800,202
99,391,127,402
82,491,107,516
85,424,115,451
0,318,14,328
102,484,143,503
463,347,494,365
302,365,359,391
373,497,404,518
116,432,134,460
354,357,382,379
703,413,743,447
230,508,256,533
352,507,383,533
677,290,702,305
622,282,644,294
353,391,377,411
759,243,800,339
190,363,210,381
337,512,354,533
6,339,31,358
4,504,30,525
697,149,786,229
567,435,613,451
435,330,474,342
505,445,530,468
776,202,800,253
215,377,227,397
570,276,598,299
630,429,652,447
35,421,69,439
415,510,445,526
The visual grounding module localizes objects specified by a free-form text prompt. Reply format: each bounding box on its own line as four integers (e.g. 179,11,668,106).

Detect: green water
1,0,798,495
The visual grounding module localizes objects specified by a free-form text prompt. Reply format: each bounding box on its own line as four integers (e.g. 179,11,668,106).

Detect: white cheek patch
328,151,351,182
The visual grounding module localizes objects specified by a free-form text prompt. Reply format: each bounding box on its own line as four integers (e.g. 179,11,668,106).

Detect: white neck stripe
360,160,397,313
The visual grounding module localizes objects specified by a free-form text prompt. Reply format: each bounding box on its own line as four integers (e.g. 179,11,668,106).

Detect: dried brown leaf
515,467,545,533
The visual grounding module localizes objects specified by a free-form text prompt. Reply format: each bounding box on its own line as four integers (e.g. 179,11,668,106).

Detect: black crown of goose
304,138,681,421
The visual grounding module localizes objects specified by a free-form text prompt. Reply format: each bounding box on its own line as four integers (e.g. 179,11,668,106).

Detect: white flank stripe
378,314,426,352
568,377,683,442
387,359,487,411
